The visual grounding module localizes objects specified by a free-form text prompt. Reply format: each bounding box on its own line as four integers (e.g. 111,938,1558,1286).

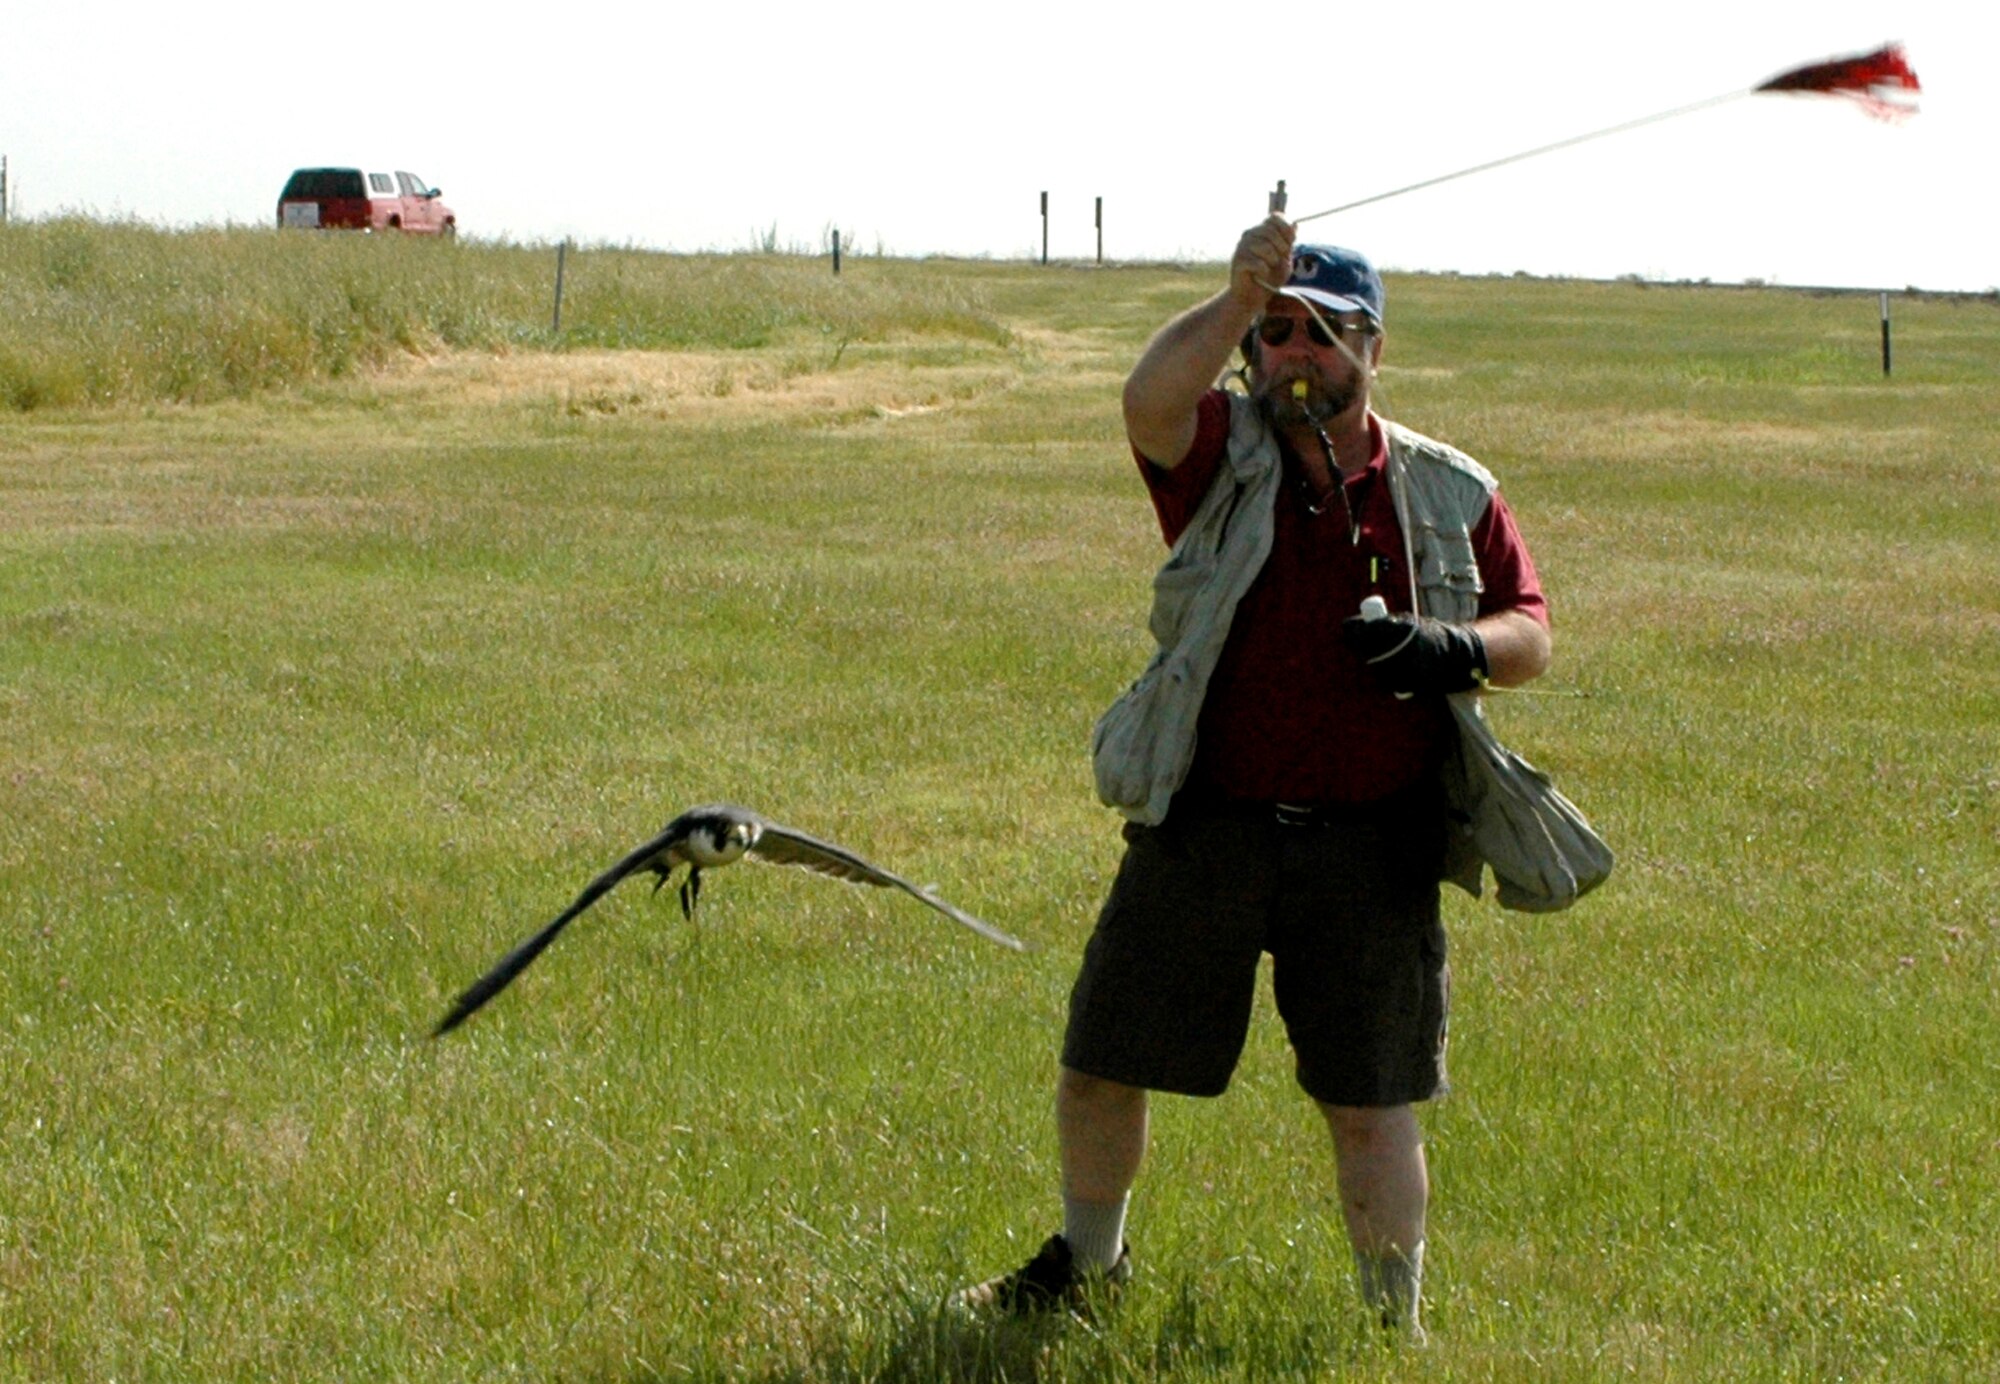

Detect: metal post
552,240,569,335
1040,191,1048,266
1095,196,1103,265
832,228,841,276
1879,291,1892,377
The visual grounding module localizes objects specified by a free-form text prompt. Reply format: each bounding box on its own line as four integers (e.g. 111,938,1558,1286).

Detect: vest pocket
1415,524,1483,623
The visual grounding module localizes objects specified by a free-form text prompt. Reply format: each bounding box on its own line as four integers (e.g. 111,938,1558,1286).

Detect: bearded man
959,215,1553,1340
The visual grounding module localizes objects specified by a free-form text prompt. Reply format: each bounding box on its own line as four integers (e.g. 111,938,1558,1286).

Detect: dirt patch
363,346,1026,426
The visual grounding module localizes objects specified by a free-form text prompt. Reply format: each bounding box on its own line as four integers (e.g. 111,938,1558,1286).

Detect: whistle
1291,379,1309,401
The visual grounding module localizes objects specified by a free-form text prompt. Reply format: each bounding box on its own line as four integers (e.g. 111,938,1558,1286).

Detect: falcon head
685,816,758,867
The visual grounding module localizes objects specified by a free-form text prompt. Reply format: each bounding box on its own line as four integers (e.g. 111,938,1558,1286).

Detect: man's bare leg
1321,1102,1428,1334
1058,1066,1148,1268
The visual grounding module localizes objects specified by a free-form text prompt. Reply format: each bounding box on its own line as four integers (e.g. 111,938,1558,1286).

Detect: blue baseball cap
1278,244,1384,326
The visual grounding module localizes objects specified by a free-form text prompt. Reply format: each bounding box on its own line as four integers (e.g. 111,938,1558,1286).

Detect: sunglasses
1255,314,1377,349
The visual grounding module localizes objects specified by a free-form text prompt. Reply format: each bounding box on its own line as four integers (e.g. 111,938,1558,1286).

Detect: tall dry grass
0,218,1005,410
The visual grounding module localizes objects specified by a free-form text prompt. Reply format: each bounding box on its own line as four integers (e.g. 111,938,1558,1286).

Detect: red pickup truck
277,168,455,236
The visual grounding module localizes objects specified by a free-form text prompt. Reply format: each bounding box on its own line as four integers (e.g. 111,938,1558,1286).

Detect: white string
1288,88,1751,225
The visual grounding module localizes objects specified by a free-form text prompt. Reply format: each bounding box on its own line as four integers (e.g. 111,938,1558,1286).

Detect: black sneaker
953,1234,1132,1317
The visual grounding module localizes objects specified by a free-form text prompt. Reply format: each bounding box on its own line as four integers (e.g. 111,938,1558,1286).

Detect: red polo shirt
1136,391,1547,804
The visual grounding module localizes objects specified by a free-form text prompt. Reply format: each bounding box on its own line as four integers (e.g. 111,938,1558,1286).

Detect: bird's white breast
685,820,756,867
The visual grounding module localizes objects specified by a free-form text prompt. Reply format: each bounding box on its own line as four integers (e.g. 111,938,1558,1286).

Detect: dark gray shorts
1061,791,1449,1107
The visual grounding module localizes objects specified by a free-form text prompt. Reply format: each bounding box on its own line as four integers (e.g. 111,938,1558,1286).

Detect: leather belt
1272,801,1338,827
1176,796,1366,827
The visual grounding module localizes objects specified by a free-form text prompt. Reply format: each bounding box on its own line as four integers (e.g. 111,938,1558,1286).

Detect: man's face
1250,297,1382,428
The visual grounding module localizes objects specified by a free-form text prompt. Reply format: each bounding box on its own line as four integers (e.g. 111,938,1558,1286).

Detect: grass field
2,229,1997,1381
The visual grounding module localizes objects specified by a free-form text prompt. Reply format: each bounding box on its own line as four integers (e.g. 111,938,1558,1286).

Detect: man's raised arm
1121,215,1295,469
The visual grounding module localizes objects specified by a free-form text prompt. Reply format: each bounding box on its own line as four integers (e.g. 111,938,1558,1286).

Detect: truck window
284,169,366,200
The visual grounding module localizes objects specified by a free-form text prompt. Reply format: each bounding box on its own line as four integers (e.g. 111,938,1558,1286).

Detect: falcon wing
431,819,693,1036
747,821,1027,952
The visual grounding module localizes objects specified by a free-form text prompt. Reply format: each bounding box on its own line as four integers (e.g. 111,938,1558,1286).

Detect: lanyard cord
1308,423,1363,546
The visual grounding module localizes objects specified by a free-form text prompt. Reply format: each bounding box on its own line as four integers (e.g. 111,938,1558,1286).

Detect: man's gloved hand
1340,613,1489,696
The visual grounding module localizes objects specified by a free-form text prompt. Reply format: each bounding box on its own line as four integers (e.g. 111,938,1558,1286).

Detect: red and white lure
1753,43,1921,123
1287,43,1923,227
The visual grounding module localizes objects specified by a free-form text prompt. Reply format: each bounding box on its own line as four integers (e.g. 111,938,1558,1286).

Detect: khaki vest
1091,393,1612,911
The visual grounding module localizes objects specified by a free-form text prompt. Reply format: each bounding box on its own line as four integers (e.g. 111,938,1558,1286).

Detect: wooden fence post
1879,292,1892,377
552,240,569,334
832,228,841,276
1040,192,1049,265
1095,196,1103,265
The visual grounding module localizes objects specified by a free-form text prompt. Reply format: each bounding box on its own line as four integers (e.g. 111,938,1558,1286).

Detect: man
958,216,1552,1337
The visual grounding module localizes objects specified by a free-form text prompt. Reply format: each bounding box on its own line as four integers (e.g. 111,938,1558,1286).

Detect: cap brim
1278,286,1381,323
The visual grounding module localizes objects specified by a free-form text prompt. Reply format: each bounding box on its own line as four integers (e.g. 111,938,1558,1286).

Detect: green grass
1,239,1997,1380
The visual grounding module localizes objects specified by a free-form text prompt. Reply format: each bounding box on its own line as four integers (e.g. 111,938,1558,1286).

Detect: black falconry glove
1340,613,1489,696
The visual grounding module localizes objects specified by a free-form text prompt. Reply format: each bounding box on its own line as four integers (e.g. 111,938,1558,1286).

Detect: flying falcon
432,803,1025,1035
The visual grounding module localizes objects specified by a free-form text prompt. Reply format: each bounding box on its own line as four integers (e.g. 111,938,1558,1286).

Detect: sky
4,0,1994,292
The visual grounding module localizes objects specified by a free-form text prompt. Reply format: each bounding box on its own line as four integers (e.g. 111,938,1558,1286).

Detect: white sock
1356,1240,1424,1330
1061,1193,1129,1271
